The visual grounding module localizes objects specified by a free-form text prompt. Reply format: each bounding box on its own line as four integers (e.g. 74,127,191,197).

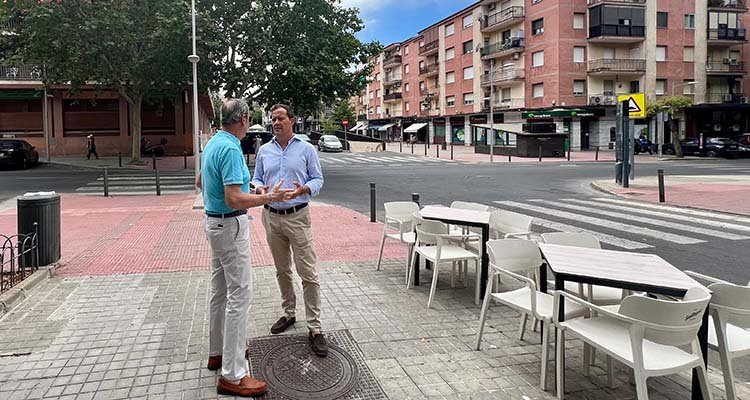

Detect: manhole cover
248,330,386,400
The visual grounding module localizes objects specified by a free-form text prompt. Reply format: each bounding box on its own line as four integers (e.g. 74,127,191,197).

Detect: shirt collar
217,130,241,146
271,134,299,146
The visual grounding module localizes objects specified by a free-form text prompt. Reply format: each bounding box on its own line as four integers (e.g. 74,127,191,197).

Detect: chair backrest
486,239,543,274
450,201,491,212
619,287,711,346
384,201,420,223
708,282,750,328
489,210,533,238
415,218,448,246
541,232,601,249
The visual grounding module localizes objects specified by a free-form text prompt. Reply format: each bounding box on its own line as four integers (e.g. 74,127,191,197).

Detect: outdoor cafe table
418,205,492,298
538,243,709,400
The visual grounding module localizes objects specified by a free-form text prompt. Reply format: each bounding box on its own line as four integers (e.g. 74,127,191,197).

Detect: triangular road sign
617,93,646,118
627,97,641,114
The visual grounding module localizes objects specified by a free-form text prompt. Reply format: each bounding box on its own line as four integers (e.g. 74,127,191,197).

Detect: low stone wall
349,141,383,153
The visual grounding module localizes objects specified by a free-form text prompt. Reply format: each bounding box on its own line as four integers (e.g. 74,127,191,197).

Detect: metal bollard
412,193,420,207
152,154,156,170
596,146,600,161
424,143,427,156
118,152,122,168
103,167,109,197
538,146,542,162
411,142,414,154
436,143,440,158
508,152,511,163
450,144,453,160
658,169,665,203
155,170,161,196
399,141,402,152
567,145,571,161
369,183,376,222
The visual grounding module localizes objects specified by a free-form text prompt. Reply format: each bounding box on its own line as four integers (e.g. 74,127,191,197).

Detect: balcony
588,94,619,106
706,60,747,75
587,58,646,76
0,16,23,32
483,98,525,111
419,63,438,76
383,55,402,68
384,74,403,85
588,24,645,43
383,92,403,102
588,0,645,6
707,28,747,45
419,40,439,56
0,65,42,81
481,6,524,33
480,69,524,86
707,0,748,12
705,92,746,103
419,88,437,97
480,38,524,60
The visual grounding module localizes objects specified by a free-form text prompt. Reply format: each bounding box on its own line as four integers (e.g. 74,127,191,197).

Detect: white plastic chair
488,209,534,240
685,271,750,400
474,239,588,391
377,202,419,284
553,287,713,400
407,215,481,308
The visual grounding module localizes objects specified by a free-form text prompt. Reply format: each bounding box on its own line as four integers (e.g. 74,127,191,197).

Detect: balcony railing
707,28,747,41
588,58,646,73
383,55,402,66
419,40,439,55
480,37,525,58
383,92,403,101
481,6,524,30
0,16,23,32
384,74,402,84
707,0,748,10
706,60,747,73
419,64,438,75
588,94,619,105
588,0,645,5
589,24,645,39
705,93,746,103
0,65,42,80
483,98,525,110
481,68,524,85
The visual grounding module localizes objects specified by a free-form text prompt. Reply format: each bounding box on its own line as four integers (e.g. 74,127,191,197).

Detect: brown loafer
270,316,295,334
309,331,328,357
207,344,251,371
217,375,268,397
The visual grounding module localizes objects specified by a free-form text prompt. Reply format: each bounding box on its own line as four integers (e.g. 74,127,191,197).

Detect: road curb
0,263,58,316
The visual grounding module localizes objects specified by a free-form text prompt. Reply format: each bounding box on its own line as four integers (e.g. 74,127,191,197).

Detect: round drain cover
260,340,359,399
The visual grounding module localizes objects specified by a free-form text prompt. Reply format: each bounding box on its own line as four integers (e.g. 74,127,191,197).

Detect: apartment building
354,0,750,150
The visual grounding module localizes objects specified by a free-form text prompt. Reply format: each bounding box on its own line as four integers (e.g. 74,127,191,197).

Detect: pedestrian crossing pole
103,167,109,197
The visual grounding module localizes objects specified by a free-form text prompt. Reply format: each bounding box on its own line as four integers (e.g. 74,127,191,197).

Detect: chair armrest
491,263,537,289
684,270,728,284
711,303,750,316
553,290,640,326
503,231,533,239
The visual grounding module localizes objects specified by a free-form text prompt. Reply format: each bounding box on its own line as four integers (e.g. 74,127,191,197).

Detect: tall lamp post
671,80,696,95
188,0,200,192
488,59,495,163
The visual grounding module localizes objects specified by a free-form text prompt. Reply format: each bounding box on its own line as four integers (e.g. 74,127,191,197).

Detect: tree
322,118,338,135
646,95,693,157
329,99,356,129
15,0,193,162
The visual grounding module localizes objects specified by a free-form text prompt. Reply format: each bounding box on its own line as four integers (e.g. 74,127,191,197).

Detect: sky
342,0,477,46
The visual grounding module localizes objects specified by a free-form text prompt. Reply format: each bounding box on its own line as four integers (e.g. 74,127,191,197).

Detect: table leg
691,306,709,400
413,254,420,286
539,264,548,338
555,275,566,396
479,225,490,299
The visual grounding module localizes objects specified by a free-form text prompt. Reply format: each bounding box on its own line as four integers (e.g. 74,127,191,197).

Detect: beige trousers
261,206,321,331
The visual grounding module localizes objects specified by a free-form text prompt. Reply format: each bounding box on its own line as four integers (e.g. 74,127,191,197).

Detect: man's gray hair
221,99,249,126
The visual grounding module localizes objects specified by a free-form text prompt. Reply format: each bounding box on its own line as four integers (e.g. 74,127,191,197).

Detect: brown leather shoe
217,375,268,397
309,331,328,357
270,316,295,334
207,344,251,371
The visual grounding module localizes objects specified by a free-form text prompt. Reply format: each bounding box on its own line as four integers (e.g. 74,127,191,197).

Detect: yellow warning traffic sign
617,93,646,119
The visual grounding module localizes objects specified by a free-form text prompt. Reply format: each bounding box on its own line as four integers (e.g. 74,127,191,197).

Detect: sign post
342,120,349,152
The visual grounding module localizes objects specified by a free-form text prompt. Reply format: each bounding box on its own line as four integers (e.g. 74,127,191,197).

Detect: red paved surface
605,182,750,216
0,194,407,276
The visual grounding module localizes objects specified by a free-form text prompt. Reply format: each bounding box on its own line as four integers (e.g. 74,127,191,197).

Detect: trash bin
17,192,61,267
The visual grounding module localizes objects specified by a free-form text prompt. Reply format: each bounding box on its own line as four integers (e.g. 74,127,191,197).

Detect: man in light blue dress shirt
251,103,327,356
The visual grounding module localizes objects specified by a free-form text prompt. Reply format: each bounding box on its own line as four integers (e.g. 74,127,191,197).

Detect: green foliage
322,118,338,134
329,100,356,127
250,109,264,125
646,95,693,117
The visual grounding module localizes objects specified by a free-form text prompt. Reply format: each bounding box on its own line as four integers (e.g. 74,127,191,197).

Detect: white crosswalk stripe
531,217,653,250
76,172,196,196
592,197,750,225
318,153,455,168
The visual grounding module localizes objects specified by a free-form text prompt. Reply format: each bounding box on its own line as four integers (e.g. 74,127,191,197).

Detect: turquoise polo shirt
201,130,250,214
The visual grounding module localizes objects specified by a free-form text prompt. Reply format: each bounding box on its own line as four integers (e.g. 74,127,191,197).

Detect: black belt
205,209,247,218
264,203,308,215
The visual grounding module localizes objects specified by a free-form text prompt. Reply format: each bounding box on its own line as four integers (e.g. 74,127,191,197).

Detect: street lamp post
671,80,696,96
189,0,200,192
488,59,495,163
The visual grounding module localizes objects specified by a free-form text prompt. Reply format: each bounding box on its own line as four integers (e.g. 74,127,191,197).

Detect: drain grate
247,330,387,400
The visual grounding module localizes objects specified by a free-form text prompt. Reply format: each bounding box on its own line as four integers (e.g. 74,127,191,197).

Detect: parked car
0,139,39,169
663,137,741,158
294,133,312,145
735,133,750,146
318,135,343,152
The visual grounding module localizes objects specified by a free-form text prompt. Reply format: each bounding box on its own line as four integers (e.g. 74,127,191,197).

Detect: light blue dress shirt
201,130,250,214
251,135,324,209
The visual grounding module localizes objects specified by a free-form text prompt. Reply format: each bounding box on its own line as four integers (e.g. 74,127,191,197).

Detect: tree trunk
670,117,683,158
130,96,143,162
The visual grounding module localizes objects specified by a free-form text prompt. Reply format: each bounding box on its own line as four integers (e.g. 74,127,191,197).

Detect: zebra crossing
495,197,750,250
675,162,750,174
75,171,196,196
318,153,454,168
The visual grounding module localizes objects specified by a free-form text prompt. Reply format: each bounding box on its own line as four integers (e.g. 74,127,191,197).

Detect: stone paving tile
0,259,748,399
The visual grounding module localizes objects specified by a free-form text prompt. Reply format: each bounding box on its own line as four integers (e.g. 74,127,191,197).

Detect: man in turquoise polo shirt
199,98,291,397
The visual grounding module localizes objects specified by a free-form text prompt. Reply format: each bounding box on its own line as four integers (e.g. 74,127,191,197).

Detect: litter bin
17,192,60,267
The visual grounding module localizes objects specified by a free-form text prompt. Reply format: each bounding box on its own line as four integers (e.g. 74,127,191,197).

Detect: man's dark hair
270,104,295,119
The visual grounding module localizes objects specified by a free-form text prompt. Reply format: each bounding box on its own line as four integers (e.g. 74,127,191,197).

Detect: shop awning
349,122,366,131
367,124,384,131
471,123,524,134
378,123,396,131
404,122,427,133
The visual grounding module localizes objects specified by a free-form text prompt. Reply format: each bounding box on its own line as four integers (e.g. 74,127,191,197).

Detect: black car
663,137,741,158
0,139,39,169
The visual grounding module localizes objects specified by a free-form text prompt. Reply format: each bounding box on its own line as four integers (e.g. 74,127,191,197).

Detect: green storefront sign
0,90,43,100
522,109,605,119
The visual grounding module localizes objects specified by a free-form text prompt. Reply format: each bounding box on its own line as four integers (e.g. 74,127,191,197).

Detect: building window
501,88,511,101
656,79,666,95
405,45,409,55
684,14,695,29
446,71,455,84
464,93,474,105
375,73,380,81
445,23,455,36
405,83,410,92
656,46,666,62
369,91,374,99
446,95,456,107
463,40,473,54
573,13,585,29
376,105,381,114
657,12,668,28
375,89,379,97
532,18,544,35
463,14,473,29
683,80,695,95
463,66,474,80
683,47,694,62
573,47,585,63
445,47,455,60
573,80,585,96
403,64,408,74
532,83,544,98
406,101,410,111
532,51,544,67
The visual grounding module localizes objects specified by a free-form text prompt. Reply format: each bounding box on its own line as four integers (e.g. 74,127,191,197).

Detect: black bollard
155,170,161,196
152,154,156,170
369,183,376,222
118,152,122,168
508,152,511,163
658,169,665,203
411,193,420,207
567,145,571,161
424,143,427,156
538,146,542,162
411,142,414,154
450,144,454,160
103,167,109,197
436,143,440,158
596,146,600,161
399,141,402,152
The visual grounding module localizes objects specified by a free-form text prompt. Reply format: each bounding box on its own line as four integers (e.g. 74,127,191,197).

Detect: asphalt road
0,163,100,205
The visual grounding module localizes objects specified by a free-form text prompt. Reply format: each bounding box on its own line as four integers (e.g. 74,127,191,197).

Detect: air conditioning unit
742,97,748,103
730,59,739,65
512,53,521,60
590,96,602,105
723,94,734,102
723,58,731,64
